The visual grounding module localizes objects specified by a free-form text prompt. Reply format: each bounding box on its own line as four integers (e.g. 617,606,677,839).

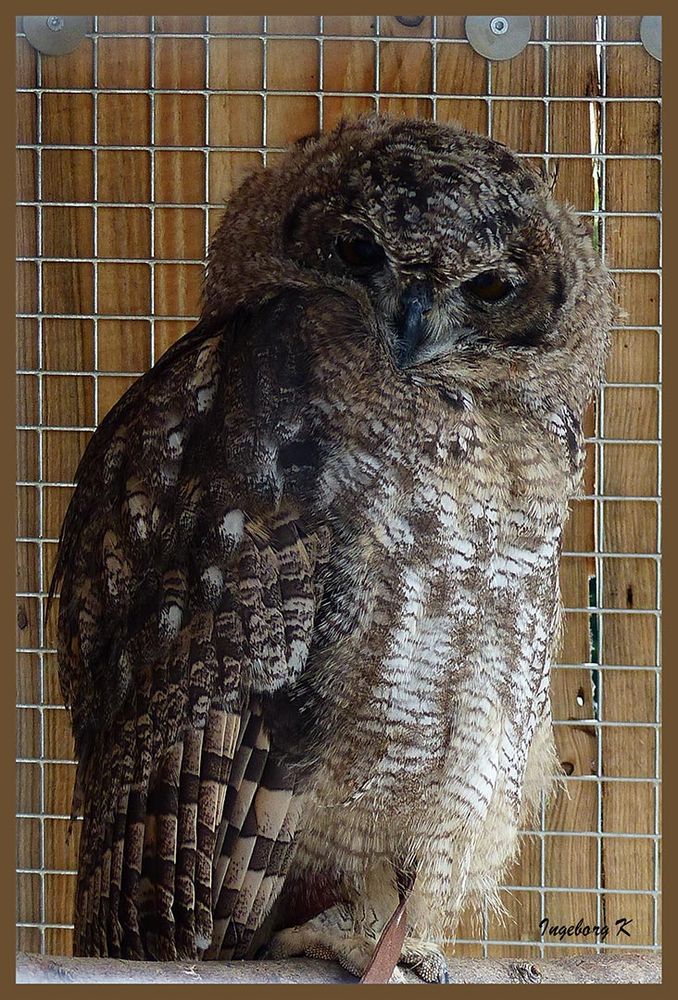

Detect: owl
51,115,613,983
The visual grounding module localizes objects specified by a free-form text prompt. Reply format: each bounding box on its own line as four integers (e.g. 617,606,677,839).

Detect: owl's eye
336,234,385,270
464,270,515,303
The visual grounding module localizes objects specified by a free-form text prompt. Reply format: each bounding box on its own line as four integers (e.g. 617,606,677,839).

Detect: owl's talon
267,905,374,978
399,938,450,984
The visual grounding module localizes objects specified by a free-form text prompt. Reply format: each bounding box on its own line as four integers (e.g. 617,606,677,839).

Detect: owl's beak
395,281,433,367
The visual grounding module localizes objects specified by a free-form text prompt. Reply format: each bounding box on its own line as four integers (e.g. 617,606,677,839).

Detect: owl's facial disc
278,142,569,368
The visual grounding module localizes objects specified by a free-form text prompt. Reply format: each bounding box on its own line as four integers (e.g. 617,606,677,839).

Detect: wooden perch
16,951,661,985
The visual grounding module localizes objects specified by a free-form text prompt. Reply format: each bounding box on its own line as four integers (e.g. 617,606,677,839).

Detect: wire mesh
16,14,661,959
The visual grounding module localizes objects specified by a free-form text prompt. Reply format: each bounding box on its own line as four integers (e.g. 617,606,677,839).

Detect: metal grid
16,15,661,958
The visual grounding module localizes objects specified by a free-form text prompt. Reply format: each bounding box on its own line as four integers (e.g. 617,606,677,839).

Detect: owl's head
206,115,612,401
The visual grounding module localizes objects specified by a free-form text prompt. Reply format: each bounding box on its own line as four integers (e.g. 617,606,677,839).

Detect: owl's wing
51,306,330,959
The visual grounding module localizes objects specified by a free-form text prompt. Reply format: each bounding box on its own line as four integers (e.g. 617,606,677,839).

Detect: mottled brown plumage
52,115,613,981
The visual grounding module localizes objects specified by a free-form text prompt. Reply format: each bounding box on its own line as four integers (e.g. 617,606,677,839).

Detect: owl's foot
267,903,375,979
399,937,450,984
266,905,448,983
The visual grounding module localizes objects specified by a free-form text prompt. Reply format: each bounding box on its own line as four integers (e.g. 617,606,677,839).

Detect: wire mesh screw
46,16,64,32
395,16,425,28
490,17,509,35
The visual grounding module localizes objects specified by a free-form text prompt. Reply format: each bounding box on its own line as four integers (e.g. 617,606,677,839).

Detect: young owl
52,115,613,982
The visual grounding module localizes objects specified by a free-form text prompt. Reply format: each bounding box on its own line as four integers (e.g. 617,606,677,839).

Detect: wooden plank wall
16,15,661,959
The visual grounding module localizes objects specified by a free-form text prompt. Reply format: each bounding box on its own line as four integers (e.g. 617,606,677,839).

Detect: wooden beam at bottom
16,951,661,985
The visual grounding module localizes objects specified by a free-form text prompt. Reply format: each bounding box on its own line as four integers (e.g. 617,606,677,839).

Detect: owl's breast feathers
295,377,567,844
